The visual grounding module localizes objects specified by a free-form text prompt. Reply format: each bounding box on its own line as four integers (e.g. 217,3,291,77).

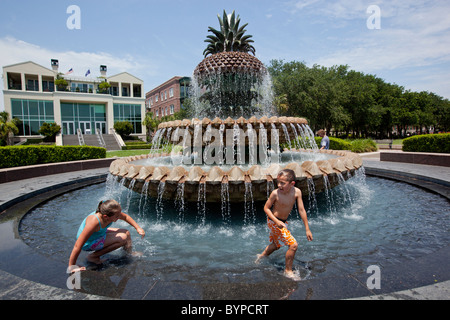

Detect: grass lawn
106,150,151,158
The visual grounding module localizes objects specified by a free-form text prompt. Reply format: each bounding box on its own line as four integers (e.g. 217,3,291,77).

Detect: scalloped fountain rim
108,116,363,202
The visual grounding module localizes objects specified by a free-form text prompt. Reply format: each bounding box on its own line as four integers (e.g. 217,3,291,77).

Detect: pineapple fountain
109,10,363,206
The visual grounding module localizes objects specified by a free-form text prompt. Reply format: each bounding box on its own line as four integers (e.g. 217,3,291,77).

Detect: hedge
123,141,152,150
122,145,153,150
314,136,352,151
349,139,378,153
402,133,450,153
0,145,106,169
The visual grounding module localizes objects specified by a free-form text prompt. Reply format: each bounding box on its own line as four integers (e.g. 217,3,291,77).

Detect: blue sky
1,0,449,110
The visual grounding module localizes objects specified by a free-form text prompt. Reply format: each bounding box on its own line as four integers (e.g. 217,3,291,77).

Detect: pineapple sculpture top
202,10,256,57
193,10,269,119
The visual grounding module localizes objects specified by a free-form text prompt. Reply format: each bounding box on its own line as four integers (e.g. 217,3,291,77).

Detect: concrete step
62,134,122,151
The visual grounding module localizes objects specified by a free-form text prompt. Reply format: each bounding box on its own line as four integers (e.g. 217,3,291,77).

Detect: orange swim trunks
267,218,297,248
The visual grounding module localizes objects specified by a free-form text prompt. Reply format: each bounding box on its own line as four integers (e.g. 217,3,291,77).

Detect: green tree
0,111,19,146
373,80,404,138
431,93,450,132
343,71,380,138
267,59,449,138
310,64,350,134
142,112,159,141
54,74,68,91
98,81,111,94
114,121,133,138
39,122,61,142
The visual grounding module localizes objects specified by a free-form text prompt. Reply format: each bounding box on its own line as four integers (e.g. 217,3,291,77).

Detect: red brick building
145,76,191,119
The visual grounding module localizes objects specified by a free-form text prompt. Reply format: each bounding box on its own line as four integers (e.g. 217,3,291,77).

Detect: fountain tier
109,116,363,203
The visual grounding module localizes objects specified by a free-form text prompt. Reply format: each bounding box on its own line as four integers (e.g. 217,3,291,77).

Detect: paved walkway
0,152,448,300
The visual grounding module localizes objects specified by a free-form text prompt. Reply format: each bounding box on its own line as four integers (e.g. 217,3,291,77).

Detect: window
164,91,167,100
155,94,159,102
111,86,119,96
42,80,55,92
170,105,174,114
61,102,106,135
70,82,91,93
11,99,55,135
27,79,39,91
113,104,143,134
169,88,174,98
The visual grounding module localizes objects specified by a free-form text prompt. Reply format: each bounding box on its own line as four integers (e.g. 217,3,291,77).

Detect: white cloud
0,36,154,78
306,1,450,98
292,0,320,12
0,36,158,110
315,1,450,70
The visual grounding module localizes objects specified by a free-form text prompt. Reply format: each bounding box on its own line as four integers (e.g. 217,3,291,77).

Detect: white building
2,59,146,141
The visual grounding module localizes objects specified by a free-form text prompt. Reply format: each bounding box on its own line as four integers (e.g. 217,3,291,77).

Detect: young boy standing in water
256,169,313,280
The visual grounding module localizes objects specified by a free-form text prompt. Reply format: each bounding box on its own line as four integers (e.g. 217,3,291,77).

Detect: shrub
350,139,378,153
114,121,134,138
402,133,450,153
39,122,61,142
314,137,352,151
122,141,153,150
0,145,106,168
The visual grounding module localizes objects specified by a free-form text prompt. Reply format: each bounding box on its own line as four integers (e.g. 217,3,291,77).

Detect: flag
65,68,73,75
85,69,91,77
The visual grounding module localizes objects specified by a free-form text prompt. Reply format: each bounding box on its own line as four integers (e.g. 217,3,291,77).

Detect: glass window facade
113,104,142,134
11,99,55,135
61,102,106,135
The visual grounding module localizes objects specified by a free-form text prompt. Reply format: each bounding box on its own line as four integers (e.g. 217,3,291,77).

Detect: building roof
146,76,192,97
108,72,144,83
3,61,55,75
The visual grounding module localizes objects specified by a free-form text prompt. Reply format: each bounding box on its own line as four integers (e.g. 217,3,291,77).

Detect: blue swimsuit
77,212,112,251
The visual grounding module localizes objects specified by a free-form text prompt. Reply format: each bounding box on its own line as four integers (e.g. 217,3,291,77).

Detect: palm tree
0,111,19,146
203,10,256,57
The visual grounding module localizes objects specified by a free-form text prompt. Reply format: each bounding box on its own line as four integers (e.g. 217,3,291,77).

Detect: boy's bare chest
274,193,295,213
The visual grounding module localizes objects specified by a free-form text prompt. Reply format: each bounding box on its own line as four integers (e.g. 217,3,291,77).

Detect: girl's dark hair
278,169,296,182
96,200,121,217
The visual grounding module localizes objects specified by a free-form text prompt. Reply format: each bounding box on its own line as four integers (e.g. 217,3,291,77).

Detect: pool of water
19,171,450,284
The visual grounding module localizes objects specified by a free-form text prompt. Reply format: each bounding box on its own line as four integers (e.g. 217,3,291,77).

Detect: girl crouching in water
68,200,145,272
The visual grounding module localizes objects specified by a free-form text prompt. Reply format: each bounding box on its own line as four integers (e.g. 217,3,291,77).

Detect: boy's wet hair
97,200,121,217
278,169,296,183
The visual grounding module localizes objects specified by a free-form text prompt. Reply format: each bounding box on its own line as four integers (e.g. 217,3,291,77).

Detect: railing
96,128,106,148
77,128,85,146
8,84,22,90
110,128,126,149
26,84,39,91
